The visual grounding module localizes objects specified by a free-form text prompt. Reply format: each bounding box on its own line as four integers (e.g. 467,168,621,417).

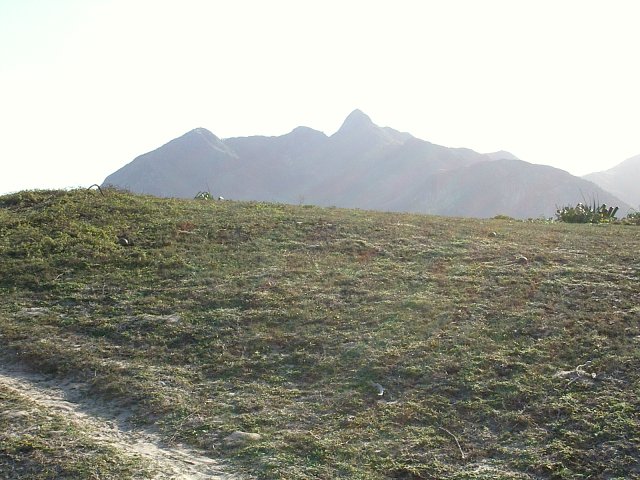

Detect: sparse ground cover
0,368,155,479
0,188,638,478
0,362,232,480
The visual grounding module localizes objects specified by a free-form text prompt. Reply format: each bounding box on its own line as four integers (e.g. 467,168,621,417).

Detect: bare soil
0,363,237,480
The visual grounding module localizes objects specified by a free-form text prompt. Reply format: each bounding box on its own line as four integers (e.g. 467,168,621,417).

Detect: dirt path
0,363,238,479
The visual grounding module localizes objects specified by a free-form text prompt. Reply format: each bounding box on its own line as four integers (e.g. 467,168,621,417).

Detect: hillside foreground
0,189,638,478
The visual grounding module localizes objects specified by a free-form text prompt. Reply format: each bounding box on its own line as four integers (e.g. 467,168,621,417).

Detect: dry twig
439,426,465,459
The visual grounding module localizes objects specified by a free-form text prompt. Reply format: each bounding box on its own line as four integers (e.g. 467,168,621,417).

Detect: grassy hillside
1,189,638,479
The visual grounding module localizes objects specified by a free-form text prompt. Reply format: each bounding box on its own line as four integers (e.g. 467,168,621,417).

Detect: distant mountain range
583,154,640,210
103,110,633,218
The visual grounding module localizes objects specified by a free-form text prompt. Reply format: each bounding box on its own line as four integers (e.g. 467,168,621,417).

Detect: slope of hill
583,154,640,210
102,127,240,198
395,159,632,218
1,189,639,479
106,110,620,218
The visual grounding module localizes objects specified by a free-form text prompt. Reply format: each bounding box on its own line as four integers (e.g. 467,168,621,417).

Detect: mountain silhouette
583,154,640,210
103,110,631,218
397,159,628,218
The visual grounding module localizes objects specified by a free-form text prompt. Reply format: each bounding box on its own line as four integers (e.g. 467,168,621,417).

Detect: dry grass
0,188,639,478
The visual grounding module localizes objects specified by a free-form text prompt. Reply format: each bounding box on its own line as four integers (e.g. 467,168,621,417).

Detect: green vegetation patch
1,189,639,478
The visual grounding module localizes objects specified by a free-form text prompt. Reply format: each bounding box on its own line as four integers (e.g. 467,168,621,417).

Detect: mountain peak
182,127,229,148
484,150,520,161
185,127,220,142
337,109,375,133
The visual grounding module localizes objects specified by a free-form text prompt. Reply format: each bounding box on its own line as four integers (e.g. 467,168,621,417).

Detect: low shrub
194,191,213,200
555,202,618,223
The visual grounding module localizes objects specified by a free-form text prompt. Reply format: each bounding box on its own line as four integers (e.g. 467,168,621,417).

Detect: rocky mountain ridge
103,110,631,218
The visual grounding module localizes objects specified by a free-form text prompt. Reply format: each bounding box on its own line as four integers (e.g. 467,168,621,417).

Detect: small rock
515,255,528,264
223,431,262,447
369,381,385,396
164,314,181,324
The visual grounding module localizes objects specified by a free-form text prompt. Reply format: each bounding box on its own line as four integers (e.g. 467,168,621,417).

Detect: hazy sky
1,0,639,194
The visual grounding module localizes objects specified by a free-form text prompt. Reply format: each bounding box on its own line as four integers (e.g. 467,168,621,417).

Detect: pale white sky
1,0,639,195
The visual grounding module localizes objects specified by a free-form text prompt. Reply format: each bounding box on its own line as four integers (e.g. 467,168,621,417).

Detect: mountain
484,150,520,161
583,154,640,210
102,128,239,197
392,159,630,218
103,110,631,218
